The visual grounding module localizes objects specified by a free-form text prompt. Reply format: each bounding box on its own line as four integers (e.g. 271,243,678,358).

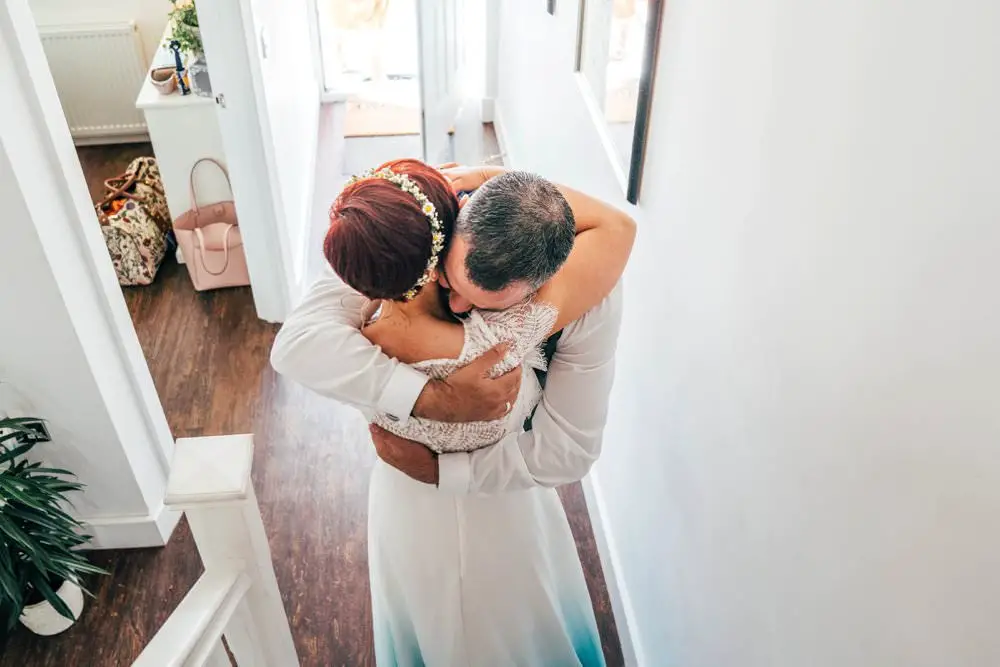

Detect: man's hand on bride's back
413,343,521,422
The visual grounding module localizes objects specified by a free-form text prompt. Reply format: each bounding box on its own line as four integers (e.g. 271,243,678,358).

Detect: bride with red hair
307,159,633,665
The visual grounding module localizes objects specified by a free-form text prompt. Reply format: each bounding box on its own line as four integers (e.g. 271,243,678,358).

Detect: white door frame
197,0,297,323
482,0,500,122
1,0,178,547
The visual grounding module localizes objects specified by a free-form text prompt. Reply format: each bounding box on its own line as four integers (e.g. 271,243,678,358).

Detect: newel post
165,434,298,666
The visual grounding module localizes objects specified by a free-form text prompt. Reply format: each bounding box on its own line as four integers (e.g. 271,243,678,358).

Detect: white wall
1,0,178,548
29,0,168,60
496,1,1000,665
0,151,150,519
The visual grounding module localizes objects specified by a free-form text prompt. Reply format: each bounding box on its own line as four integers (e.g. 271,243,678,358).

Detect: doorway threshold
320,88,352,104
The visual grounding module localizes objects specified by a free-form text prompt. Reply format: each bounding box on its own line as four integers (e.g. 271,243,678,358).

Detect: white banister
133,434,298,667
134,570,249,666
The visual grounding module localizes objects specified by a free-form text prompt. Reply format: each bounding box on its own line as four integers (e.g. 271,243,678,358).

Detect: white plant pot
18,579,84,636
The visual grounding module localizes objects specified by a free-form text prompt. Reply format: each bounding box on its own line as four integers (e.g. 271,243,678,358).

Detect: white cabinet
135,35,232,259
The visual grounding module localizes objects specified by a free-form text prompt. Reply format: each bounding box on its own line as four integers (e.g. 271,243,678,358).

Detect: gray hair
454,171,575,292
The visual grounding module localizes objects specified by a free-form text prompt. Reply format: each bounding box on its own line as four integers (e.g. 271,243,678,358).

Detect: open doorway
318,0,421,139
28,4,276,441
315,0,424,174
72,144,274,445
23,5,261,427
314,0,466,168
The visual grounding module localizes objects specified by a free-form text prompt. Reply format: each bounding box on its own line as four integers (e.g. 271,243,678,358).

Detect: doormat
344,100,421,137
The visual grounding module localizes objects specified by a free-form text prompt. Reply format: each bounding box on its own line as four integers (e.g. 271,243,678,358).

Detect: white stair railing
133,434,299,667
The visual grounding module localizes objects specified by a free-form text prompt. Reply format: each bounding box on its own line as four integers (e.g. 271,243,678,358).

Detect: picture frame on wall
576,0,665,204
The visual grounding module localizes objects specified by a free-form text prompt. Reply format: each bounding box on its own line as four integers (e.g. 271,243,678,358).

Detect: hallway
0,144,623,666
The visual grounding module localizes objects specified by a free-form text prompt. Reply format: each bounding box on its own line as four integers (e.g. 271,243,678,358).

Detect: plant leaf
0,477,51,513
0,442,33,466
0,416,105,618
0,515,46,561
4,505,67,534
27,571,75,621
0,547,23,610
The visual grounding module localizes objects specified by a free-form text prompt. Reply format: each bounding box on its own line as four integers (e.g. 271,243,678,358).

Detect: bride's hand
438,164,507,195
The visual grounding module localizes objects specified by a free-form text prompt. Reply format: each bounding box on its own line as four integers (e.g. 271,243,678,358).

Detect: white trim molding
492,102,515,167
481,97,496,123
84,505,182,550
583,473,646,667
483,0,500,124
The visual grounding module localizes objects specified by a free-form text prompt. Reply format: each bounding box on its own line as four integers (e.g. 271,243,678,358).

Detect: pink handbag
173,158,250,291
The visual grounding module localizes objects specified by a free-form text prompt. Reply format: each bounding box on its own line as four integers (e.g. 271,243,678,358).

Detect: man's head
441,171,575,313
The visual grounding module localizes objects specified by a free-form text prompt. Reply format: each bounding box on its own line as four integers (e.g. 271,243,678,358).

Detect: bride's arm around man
270,164,632,493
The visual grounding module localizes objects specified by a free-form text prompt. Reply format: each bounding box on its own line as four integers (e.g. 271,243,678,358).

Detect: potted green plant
168,0,202,56
168,0,213,96
0,417,106,635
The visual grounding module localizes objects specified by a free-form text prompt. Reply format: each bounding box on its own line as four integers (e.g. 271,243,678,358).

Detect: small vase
19,579,85,636
150,66,178,95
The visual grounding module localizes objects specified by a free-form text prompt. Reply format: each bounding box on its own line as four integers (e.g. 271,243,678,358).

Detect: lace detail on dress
372,301,558,454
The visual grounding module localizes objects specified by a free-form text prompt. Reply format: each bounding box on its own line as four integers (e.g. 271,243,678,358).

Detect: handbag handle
96,173,140,207
94,173,138,225
194,224,235,276
188,158,234,214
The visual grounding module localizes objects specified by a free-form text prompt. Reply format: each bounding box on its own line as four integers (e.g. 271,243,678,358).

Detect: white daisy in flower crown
343,164,450,301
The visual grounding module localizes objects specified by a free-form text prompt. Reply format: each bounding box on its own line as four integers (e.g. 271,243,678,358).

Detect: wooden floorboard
0,140,624,666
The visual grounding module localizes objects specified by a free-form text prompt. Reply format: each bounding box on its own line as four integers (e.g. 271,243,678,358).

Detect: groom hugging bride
271,159,635,666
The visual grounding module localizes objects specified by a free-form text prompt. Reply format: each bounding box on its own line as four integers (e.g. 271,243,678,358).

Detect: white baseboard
582,473,646,667
481,97,495,123
492,103,515,167
83,503,182,550
73,132,150,147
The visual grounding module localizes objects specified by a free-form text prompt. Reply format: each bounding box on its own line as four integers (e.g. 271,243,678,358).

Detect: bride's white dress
367,303,605,666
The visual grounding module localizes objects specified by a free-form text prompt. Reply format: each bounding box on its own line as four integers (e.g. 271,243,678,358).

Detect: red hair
324,159,459,300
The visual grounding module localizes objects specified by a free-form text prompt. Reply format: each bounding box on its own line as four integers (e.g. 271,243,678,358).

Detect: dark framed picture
576,0,665,203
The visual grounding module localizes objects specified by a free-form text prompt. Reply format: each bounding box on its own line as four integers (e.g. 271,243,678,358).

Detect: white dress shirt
270,267,623,494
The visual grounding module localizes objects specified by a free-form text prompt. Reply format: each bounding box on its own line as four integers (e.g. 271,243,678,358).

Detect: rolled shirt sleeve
270,267,428,424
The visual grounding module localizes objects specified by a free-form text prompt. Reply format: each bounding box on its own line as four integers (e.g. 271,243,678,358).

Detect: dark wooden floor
0,139,623,666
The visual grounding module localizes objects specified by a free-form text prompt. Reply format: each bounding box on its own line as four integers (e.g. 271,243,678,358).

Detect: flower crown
347,166,446,301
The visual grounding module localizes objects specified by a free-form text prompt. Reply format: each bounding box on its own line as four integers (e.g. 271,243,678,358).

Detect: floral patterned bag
94,157,171,286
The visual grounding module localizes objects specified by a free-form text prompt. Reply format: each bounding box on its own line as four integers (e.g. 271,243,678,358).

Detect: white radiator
38,22,149,143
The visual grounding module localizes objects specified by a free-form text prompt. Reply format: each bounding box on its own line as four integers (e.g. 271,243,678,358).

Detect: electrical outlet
20,419,51,443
